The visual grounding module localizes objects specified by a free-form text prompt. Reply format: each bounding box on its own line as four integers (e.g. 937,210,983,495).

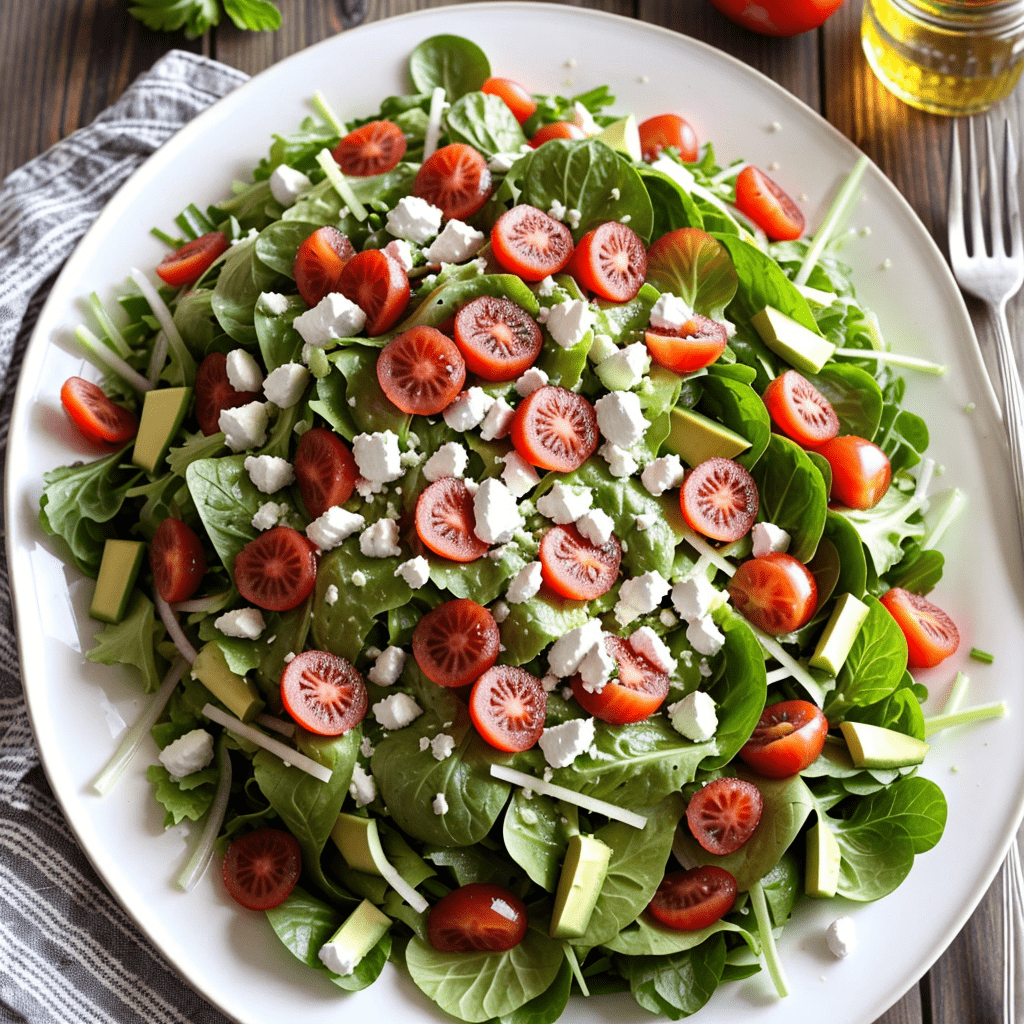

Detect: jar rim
887,0,1024,28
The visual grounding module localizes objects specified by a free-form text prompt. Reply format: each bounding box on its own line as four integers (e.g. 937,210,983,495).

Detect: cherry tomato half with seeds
293,226,355,308
679,458,759,542
415,477,490,562
377,325,466,415
428,883,528,952
481,77,537,124
233,526,317,612
686,777,763,855
414,143,492,221
762,370,840,447
813,435,891,510
222,828,301,911
453,296,542,381
156,230,228,288
194,352,260,437
738,700,828,778
469,665,547,752
413,598,500,688
571,635,670,725
293,427,357,520
568,221,647,302
510,385,598,472
638,113,699,163
150,517,206,604
538,523,621,601
60,377,138,445
331,119,406,177
734,166,805,241
880,587,961,668
280,650,367,736
644,316,728,375
727,552,818,636
339,248,410,336
490,204,574,282
647,866,738,931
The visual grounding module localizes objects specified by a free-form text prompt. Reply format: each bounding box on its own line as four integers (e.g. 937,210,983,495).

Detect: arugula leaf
145,763,218,826
86,591,167,693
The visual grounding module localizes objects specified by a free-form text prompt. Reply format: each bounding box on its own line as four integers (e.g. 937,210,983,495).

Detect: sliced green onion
943,671,970,715
920,488,966,551
748,624,828,707
833,347,947,375
681,529,736,577
129,268,197,386
562,943,590,997
146,330,169,385
970,647,995,664
749,881,789,997
178,733,232,891
150,226,181,249
87,292,131,358
73,325,153,393
315,148,368,221
924,700,1007,737
312,89,345,135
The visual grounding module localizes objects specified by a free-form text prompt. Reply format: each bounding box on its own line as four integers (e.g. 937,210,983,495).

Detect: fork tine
1004,119,1023,261
968,118,987,256
948,120,968,263
987,117,1006,256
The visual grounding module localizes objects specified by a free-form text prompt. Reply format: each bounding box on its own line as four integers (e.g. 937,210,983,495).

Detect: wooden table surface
0,1,1019,1022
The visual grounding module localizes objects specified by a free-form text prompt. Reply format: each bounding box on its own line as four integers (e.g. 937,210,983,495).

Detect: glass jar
861,0,1024,114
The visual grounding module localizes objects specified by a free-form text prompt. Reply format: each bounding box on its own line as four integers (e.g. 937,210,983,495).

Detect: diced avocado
306,346,331,379
132,386,192,474
89,539,146,623
805,820,842,898
595,115,642,162
839,721,930,769
319,899,391,977
750,306,835,374
331,812,389,877
191,642,264,723
665,405,750,467
549,833,612,939
809,593,870,675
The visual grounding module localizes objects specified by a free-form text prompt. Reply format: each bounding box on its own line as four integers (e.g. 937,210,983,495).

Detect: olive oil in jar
862,0,1024,115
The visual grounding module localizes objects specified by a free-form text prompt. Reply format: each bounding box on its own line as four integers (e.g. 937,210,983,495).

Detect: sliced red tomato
150,517,206,603
481,77,537,124
638,113,699,163
490,205,574,281
194,352,260,436
529,122,587,147
510,385,598,472
568,222,647,302
647,866,738,931
233,526,317,612
376,326,466,414
412,598,500,688
813,435,891,510
645,316,728,375
469,666,547,752
293,427,357,520
762,370,840,446
680,458,759,542
428,883,528,952
734,166,805,241
571,635,670,725
727,552,818,635
880,587,961,669
156,230,228,288
686,777,763,855
222,829,301,911
452,296,542,380
331,120,407,176
292,226,355,308
414,143,492,221
60,377,138,445
415,477,490,562
738,700,828,778
538,524,621,601
339,248,410,336
280,650,367,736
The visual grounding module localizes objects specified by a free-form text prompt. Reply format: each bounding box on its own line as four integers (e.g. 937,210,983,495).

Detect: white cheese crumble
158,729,215,778
349,763,376,807
538,717,596,769
293,292,367,347
269,164,311,206
686,615,726,656
501,451,541,497
424,219,486,264
215,607,266,640
263,362,310,408
306,506,365,551
473,478,523,545
546,299,595,348
372,693,423,730
491,600,511,623
225,349,264,393
629,625,677,673
635,512,657,531
219,401,269,452
751,522,792,557
536,482,592,524
422,441,469,481
386,195,444,243
649,293,693,331
578,638,616,694
576,508,614,546
430,733,456,761
642,454,686,496
258,291,290,317
672,575,719,622
352,430,403,486
432,792,450,815
443,386,495,431
479,397,515,441
595,390,647,449
395,556,430,589
515,366,550,396
825,917,858,958
615,571,671,624
324,583,339,605
244,454,295,494
596,341,650,391
368,646,406,687
252,500,287,531
668,691,718,742
547,619,604,677
506,561,543,604
600,441,638,478
359,518,402,558
589,333,618,364
383,238,415,271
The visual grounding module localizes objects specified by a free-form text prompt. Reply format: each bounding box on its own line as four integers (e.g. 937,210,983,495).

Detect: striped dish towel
0,51,247,1024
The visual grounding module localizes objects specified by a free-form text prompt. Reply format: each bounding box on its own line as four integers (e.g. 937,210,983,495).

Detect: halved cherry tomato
413,598,500,688
727,552,818,635
469,665,547,752
647,866,738,931
428,883,528,952
645,316,728,375
571,635,670,725
813,435,891,510
880,587,961,669
339,248,410,336
762,370,839,447
415,477,490,562
680,458,759,542
150,517,206,603
708,0,845,36
510,385,598,472
453,296,542,380
490,204,574,281
156,230,228,287
414,143,492,221
529,121,587,147
538,524,621,600
738,700,828,778
293,226,356,308
293,427,357,520
331,119,407,177
481,77,536,125
377,326,466,414
734,166,805,241
280,650,367,736
233,526,317,611
568,222,647,302
222,829,301,911
60,377,138,445
194,351,260,436
686,777,763,855
638,113,699,163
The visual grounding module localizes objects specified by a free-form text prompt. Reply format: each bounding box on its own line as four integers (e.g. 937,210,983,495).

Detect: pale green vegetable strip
924,700,1007,737
74,325,153,393
172,591,233,614
129,268,197,386
87,292,131,358
749,880,790,998
681,529,736,577
747,624,828,707
943,671,970,715
312,89,345,135
562,944,589,997
155,594,198,665
254,713,296,738
833,348,946,375
921,488,966,551
315,149,368,221
708,161,747,186
146,330,168,385
178,733,232,891
423,86,447,162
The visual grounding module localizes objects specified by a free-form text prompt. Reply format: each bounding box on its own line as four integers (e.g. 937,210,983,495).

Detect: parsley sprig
128,0,282,38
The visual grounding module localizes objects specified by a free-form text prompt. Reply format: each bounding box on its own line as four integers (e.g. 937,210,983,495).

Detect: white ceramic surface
7,5,1023,1023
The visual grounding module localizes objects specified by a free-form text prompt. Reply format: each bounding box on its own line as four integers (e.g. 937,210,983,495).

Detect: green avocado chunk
191,642,264,723
805,820,842,898
330,812,389,877
665,405,750,467
595,115,641,161
319,899,391,977
89,539,146,623
839,720,930,769
809,592,870,675
549,833,612,939
132,386,192,474
750,305,835,374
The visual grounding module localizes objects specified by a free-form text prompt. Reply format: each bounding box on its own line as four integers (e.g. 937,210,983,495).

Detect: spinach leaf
173,289,224,357
86,591,166,692
822,509,868,599
604,914,755,956
618,934,727,1020
308,366,358,439
408,34,491,99
185,454,262,572
845,683,926,741
255,219,319,279
428,543,528,605
499,593,592,666
636,166,705,239
447,92,527,156
696,375,771,471
502,791,573,892
806,363,884,439
835,484,927,577
643,228,737,321
328,346,411,439
884,548,944,594
423,843,531,893
212,236,280,346
495,957,572,1024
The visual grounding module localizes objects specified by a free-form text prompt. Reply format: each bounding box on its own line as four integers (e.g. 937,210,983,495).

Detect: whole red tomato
707,0,846,36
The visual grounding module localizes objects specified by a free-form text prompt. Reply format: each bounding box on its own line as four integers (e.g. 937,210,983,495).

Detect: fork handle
991,302,1024,555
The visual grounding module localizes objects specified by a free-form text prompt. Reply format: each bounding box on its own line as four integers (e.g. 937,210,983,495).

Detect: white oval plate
8,4,1022,1023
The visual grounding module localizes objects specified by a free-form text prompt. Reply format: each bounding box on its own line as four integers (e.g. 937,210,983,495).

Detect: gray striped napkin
0,50,247,1024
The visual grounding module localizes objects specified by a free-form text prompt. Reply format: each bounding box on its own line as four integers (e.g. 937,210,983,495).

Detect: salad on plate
38,32,993,1023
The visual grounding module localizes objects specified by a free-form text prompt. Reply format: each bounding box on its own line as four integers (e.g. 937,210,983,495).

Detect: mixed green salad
40,31,988,1024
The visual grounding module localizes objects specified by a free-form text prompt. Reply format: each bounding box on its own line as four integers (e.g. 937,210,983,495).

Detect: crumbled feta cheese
293,292,366,347
359,518,402,558
536,482,592,524
283,652,296,663
506,561,543,604
547,199,567,221
515,366,549,396
386,195,444,243
479,397,515,441
541,674,559,692
600,441,638,478
488,152,521,173
349,763,376,807
578,638,616,693
660,609,678,628
751,522,792,558
383,238,415,271
430,733,456,761
225,349,264,393
395,556,430,589
473,478,523,545
538,717,596,769
258,291,290,317
649,293,693,331
537,276,557,298
158,728,215,778
687,615,726,656
672,575,719,622
491,600,511,623
372,692,423,730
595,391,647,449
324,584,339,605
351,570,367,587
635,512,657,531
424,219,486,264
359,737,375,758
215,607,266,640
263,362,310,408
368,646,406,686
422,441,469,481
629,625,677,673
825,917,858,959
443,386,495,431
546,300,595,348
269,164,311,206
642,454,686,496
433,792,450,815
352,430,403,485
575,508,614,547
588,333,618,363
319,941,357,977
306,506,365,551
244,454,295,494
490,897,520,921
668,691,718,742
501,451,541,497
615,571,671,624
220,401,269,452
547,619,604,677
252,500,286,531
595,342,650,391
